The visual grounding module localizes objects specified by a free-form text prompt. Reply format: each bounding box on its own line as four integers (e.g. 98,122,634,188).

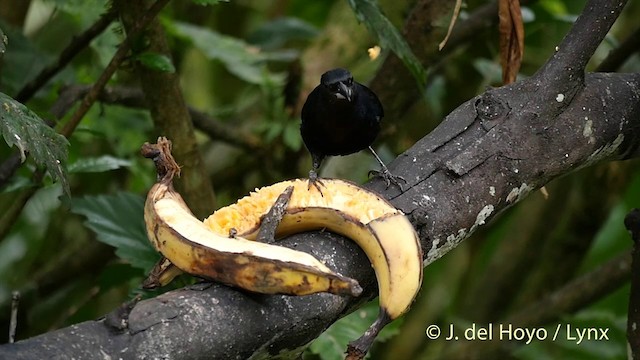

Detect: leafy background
0,0,639,359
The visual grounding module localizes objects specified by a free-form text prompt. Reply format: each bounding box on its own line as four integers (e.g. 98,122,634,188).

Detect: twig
14,9,117,103
115,0,216,219
596,26,640,72
8,291,19,343
0,9,117,190
190,108,264,152
0,153,21,189
51,85,264,152
60,0,171,138
0,0,169,247
50,85,146,119
442,1,500,54
438,0,462,51
508,252,631,326
445,250,632,358
534,0,627,97
625,209,640,359
0,186,39,245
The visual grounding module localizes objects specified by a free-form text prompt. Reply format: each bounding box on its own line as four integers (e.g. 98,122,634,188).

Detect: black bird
300,68,405,190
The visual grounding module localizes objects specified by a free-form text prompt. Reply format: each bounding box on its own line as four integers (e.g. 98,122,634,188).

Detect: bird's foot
368,168,407,191
307,170,326,196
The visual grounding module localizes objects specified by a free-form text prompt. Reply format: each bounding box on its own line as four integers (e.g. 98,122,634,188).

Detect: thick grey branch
534,0,627,100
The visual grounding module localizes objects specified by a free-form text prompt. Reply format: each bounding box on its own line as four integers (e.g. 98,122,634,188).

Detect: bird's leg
367,146,407,191
308,153,326,194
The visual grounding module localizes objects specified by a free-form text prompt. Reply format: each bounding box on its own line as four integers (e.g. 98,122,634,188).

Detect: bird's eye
346,78,353,86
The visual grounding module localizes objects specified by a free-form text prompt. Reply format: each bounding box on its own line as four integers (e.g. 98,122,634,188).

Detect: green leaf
0,22,53,95
165,21,291,85
283,122,302,151
0,92,69,194
347,0,427,90
70,192,159,272
308,300,402,360
68,155,132,173
135,52,176,73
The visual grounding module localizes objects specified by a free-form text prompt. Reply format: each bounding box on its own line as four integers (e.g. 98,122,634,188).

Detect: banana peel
142,139,361,296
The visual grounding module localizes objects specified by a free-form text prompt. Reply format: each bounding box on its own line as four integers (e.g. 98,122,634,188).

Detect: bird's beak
335,82,353,102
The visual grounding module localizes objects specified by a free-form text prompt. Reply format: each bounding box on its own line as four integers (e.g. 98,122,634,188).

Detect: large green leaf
347,0,427,90
70,192,159,272
0,92,69,194
308,300,402,360
165,21,294,84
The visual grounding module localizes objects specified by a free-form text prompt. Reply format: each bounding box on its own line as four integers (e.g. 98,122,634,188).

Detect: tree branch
459,165,632,323
1,1,639,358
60,0,170,138
533,0,627,102
0,0,170,246
14,9,117,103
444,250,632,359
0,8,117,189
596,26,640,72
50,84,264,152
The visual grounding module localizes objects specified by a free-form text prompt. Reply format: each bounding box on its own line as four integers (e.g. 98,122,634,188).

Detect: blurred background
0,0,639,359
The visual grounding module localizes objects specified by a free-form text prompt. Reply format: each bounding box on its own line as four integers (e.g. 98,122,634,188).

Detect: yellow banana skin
145,183,361,296
142,256,183,289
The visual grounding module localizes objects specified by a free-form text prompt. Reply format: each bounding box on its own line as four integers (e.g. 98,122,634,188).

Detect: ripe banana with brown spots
142,139,361,296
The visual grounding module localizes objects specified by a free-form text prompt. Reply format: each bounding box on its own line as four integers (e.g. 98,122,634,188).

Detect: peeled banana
141,137,424,360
